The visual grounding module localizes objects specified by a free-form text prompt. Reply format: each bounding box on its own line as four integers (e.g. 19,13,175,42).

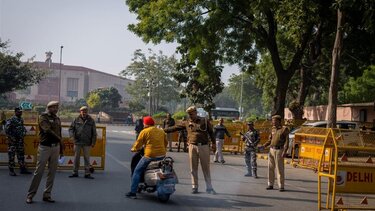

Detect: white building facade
13,60,132,107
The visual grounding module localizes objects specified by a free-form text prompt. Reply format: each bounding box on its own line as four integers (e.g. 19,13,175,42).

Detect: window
360,109,367,122
67,78,79,98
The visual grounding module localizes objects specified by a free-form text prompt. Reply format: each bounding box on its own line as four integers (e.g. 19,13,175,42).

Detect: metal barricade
317,128,375,210
0,123,107,170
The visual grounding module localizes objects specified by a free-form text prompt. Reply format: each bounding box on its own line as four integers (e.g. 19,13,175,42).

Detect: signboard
299,143,331,161
19,101,33,110
336,167,375,194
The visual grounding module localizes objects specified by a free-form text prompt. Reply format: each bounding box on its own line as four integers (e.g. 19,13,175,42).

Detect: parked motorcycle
131,150,178,202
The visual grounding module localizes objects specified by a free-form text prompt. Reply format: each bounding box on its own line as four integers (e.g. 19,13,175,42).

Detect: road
0,125,321,211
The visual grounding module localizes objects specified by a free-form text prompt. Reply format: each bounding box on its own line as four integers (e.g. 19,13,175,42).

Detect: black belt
191,142,208,146
270,146,283,150
40,143,59,147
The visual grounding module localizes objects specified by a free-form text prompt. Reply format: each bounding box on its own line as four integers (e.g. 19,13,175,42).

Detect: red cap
143,116,155,126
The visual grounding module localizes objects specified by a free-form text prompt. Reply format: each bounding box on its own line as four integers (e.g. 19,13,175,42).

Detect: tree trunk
273,72,293,119
289,66,312,120
327,9,344,128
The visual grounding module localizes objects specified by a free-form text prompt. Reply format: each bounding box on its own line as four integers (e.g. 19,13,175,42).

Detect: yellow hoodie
131,126,167,158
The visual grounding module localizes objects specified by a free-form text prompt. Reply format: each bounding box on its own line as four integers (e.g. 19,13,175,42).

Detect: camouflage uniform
243,128,260,177
5,115,27,170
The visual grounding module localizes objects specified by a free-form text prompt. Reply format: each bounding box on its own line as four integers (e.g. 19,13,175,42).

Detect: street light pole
239,72,244,120
59,45,63,103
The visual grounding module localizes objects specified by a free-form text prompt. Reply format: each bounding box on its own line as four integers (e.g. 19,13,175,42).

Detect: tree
0,40,46,95
121,49,180,115
226,73,264,118
126,0,323,118
85,87,122,111
339,66,375,103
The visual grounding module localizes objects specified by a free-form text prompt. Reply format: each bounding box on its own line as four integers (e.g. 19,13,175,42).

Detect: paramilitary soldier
5,107,31,176
242,121,260,178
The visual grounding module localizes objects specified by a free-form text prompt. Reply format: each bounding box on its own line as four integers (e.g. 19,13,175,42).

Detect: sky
0,0,239,84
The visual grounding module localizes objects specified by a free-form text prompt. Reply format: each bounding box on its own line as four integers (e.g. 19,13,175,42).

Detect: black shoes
9,171,17,176
220,160,226,164
20,168,32,174
69,173,78,178
279,188,285,192
125,192,137,199
43,197,55,203
266,186,273,190
191,188,198,194
26,197,33,204
84,174,94,179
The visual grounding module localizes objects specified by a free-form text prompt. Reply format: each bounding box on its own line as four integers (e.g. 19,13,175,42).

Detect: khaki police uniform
27,101,62,200
264,124,289,189
164,107,215,192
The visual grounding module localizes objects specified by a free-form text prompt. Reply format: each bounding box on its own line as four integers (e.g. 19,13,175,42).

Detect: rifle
240,132,255,147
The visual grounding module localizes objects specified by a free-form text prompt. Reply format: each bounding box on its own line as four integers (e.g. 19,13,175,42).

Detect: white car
287,121,359,158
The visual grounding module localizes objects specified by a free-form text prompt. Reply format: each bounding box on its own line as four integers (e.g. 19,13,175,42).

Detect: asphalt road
0,125,322,211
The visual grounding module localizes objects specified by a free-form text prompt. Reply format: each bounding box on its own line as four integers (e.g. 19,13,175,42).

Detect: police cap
272,115,282,120
80,106,88,111
47,101,59,108
186,106,197,113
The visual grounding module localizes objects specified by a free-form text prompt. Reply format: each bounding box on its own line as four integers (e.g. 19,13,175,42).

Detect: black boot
20,166,32,174
253,170,258,179
9,168,17,176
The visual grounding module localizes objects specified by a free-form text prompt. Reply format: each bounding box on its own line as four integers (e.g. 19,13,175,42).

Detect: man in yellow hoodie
126,116,167,199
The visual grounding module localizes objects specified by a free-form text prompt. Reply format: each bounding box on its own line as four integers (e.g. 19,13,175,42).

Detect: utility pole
239,73,244,120
59,45,63,103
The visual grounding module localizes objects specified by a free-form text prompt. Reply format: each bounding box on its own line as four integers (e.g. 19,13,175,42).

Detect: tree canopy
120,49,180,115
0,40,46,95
85,87,122,111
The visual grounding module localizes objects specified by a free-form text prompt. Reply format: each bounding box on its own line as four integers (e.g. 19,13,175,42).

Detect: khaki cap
80,106,88,111
186,106,197,113
272,115,282,120
47,101,59,108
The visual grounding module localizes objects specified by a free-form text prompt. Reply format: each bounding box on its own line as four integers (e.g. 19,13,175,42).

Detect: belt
40,143,59,147
190,142,208,146
270,146,283,150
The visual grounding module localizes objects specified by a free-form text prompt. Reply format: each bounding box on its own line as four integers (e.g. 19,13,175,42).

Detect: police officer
26,101,63,204
260,115,289,192
242,121,260,178
5,107,31,176
164,106,216,194
163,113,176,152
177,117,188,152
68,106,97,179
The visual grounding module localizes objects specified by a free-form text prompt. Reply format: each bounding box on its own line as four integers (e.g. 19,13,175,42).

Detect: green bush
152,111,167,118
173,111,187,120
33,106,46,114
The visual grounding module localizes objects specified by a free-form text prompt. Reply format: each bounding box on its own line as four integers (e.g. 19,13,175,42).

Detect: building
284,102,375,122
12,53,132,107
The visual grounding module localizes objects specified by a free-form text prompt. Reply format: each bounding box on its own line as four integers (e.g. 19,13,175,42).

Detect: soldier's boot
20,166,32,174
9,168,17,176
253,170,258,179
